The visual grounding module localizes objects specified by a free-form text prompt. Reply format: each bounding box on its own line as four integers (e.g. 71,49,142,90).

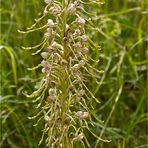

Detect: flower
44,0,52,4
81,35,88,42
41,52,49,59
41,60,51,69
44,115,50,122
73,29,81,37
47,19,54,27
81,47,89,54
50,4,61,16
73,42,83,50
68,1,79,14
48,88,56,96
76,17,85,26
75,111,89,120
44,31,52,40
78,133,84,140
78,89,85,97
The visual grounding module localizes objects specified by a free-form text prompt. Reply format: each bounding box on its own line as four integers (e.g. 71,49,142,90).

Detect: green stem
61,2,70,147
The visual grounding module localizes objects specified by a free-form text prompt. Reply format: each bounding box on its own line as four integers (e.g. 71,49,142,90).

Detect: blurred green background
0,0,147,147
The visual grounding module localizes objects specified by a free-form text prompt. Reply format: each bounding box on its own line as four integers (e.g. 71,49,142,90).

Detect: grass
0,0,147,147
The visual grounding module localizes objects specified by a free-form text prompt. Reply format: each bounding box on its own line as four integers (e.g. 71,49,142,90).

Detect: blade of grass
0,45,18,85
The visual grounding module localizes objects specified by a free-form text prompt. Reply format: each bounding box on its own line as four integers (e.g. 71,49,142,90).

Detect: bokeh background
0,0,147,147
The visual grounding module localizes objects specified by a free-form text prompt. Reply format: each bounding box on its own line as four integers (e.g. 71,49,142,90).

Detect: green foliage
0,0,147,148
